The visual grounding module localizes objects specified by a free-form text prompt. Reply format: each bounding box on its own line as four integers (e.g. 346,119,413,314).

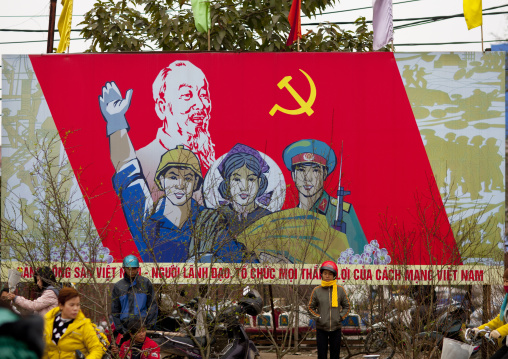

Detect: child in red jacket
112,320,160,359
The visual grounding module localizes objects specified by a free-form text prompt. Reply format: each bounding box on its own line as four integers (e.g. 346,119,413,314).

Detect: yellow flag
463,0,482,30
57,0,74,53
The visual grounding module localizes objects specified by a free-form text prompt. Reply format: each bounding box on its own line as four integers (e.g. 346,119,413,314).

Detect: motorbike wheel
247,348,259,359
415,336,440,359
420,345,441,359
364,329,395,359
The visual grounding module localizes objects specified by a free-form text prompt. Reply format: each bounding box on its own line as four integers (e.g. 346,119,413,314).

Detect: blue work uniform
113,158,203,263
111,272,158,333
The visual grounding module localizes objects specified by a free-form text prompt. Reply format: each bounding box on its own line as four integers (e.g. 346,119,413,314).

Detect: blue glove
99,81,133,136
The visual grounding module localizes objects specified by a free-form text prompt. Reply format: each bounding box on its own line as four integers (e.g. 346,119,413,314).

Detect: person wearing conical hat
100,81,204,262
282,139,368,255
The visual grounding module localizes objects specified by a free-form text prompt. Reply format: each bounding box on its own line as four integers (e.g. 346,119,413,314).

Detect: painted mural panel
1,52,505,272
395,52,506,264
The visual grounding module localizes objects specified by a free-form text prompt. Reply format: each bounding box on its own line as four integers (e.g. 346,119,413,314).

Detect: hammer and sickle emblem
269,69,316,116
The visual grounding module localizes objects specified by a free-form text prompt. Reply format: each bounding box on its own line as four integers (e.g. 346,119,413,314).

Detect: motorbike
415,298,480,359
365,296,470,359
148,287,263,359
364,296,415,359
156,294,201,333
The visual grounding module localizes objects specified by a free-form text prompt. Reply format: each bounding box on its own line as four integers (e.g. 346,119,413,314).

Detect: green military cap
282,139,337,174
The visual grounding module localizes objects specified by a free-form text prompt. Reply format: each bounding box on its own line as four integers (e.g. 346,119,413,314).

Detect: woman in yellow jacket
474,268,508,359
43,287,105,359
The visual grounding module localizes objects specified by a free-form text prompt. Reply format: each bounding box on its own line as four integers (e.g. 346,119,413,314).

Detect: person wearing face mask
2,267,59,316
43,287,105,359
473,268,508,359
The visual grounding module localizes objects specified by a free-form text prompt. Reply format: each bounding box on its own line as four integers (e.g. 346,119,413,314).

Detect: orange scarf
321,280,338,307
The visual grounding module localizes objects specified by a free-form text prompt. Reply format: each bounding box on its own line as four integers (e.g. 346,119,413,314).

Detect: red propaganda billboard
1,52,505,283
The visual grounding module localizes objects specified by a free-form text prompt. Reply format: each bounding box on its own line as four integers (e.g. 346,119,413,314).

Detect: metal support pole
481,285,491,359
294,289,299,351
481,25,484,52
268,285,278,339
47,0,58,53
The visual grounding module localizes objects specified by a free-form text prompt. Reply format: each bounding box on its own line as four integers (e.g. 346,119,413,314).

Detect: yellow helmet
154,145,203,191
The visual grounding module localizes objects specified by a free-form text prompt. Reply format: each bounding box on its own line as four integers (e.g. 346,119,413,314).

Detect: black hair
292,163,329,180
127,319,146,334
158,166,203,192
218,152,268,200
33,267,56,291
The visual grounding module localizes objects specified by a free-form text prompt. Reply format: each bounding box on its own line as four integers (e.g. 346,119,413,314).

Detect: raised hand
99,81,133,136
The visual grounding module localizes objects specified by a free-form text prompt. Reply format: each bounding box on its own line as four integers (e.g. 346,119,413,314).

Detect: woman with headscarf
2,267,59,316
191,143,272,262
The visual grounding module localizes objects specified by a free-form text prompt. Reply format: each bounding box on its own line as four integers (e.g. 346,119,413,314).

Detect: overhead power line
3,8,506,34
304,4,508,25
302,5,508,26
395,39,506,46
0,37,84,45
303,0,424,17
0,0,422,19
394,11,507,30
0,14,86,18
0,28,82,32
0,37,505,47
394,7,508,30
1,4,506,45
1,4,506,34
301,10,506,26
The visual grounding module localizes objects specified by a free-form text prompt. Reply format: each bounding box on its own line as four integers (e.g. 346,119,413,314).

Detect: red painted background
30,52,459,265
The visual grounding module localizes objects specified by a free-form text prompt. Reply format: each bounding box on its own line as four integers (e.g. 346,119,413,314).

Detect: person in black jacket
111,255,158,346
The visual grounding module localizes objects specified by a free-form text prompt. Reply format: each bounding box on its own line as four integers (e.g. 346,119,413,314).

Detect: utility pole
47,0,58,53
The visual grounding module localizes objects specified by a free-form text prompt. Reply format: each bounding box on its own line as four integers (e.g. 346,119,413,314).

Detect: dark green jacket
308,285,350,331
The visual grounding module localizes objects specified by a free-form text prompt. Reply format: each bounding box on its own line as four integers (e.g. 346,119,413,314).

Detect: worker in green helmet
99,81,204,262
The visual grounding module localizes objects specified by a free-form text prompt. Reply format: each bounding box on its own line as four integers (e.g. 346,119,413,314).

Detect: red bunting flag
286,0,302,46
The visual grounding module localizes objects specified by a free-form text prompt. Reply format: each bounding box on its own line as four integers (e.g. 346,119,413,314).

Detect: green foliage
81,0,151,52
80,0,385,52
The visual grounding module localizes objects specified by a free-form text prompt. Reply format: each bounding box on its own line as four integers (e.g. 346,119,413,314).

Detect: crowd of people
4,257,508,359
0,255,160,359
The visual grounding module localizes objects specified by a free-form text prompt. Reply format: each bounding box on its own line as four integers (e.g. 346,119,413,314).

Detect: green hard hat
154,145,203,191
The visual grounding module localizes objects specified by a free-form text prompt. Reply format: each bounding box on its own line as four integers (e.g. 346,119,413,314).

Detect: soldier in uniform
282,139,368,255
